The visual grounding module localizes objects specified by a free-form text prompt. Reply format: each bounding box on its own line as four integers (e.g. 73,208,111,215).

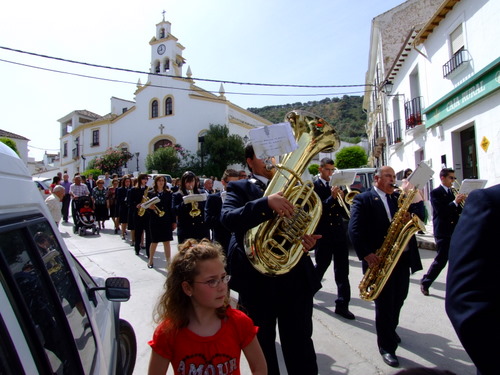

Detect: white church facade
59,16,271,177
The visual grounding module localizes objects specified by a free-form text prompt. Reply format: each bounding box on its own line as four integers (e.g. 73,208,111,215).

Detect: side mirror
105,277,131,302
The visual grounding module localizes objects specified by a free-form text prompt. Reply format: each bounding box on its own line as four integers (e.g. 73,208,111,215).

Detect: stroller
72,196,100,236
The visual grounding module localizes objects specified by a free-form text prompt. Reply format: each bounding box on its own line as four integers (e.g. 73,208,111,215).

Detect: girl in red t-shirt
148,239,267,375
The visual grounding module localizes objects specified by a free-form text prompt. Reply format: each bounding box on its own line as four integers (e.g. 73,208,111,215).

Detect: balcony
405,97,423,129
386,120,402,146
443,48,471,79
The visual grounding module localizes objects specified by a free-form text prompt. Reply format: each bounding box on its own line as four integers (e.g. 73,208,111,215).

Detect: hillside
247,95,367,142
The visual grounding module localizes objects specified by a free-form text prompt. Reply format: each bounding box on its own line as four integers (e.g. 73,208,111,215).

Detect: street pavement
60,220,475,375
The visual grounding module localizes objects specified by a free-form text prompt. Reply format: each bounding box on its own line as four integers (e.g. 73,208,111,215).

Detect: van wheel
117,319,136,375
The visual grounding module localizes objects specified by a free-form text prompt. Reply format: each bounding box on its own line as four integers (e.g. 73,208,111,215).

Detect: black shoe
147,263,154,269
335,306,355,320
420,284,429,296
135,249,140,256
379,349,399,367
114,228,118,234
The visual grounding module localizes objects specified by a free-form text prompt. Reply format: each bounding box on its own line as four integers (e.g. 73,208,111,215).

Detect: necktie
325,181,329,189
386,194,397,217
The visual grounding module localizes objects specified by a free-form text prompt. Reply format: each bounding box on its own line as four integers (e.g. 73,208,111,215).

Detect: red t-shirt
149,307,258,375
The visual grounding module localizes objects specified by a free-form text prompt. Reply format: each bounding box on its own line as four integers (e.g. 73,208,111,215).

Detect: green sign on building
424,57,500,128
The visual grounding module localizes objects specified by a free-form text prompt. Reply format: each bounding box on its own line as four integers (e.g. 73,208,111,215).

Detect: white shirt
45,193,62,225
374,186,392,221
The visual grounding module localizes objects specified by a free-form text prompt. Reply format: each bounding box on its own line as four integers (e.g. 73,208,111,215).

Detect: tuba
358,187,426,301
244,110,340,276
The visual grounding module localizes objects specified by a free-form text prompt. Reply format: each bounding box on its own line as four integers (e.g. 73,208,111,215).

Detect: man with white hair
45,185,65,226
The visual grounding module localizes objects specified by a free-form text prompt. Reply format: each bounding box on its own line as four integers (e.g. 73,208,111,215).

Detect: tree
308,163,319,176
202,124,245,178
0,137,19,155
145,145,181,175
93,147,132,174
335,146,368,169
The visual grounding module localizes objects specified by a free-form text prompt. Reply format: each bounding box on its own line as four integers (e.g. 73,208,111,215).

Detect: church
58,15,271,177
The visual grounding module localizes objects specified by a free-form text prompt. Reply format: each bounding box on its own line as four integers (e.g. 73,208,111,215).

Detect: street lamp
81,155,86,170
243,135,249,144
135,152,140,172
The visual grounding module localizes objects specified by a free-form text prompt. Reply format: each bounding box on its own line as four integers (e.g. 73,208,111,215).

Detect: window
450,24,464,55
92,130,99,146
165,97,173,115
63,142,68,157
151,100,159,118
0,218,96,373
164,58,170,71
154,139,173,151
155,62,161,74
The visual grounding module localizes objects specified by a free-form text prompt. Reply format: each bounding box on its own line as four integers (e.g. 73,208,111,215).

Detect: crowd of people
41,158,493,374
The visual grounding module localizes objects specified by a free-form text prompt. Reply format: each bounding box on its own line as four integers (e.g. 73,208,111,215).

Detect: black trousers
134,215,151,257
61,194,71,221
238,270,318,375
314,236,351,306
421,236,450,289
374,251,410,353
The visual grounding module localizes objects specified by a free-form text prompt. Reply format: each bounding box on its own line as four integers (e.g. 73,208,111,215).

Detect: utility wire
0,45,374,89
0,58,370,98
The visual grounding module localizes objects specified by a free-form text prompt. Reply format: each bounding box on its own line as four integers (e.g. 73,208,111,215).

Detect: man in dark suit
221,143,321,375
348,166,423,368
204,169,239,255
313,157,354,320
85,173,96,191
446,184,500,375
420,168,465,296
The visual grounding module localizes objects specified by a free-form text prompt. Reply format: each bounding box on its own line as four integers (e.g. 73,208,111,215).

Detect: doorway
460,126,477,179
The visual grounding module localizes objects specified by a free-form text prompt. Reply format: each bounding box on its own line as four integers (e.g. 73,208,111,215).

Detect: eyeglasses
193,275,231,288
448,176,457,180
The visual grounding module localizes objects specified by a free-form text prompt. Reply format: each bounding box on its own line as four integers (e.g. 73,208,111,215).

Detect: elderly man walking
45,185,65,226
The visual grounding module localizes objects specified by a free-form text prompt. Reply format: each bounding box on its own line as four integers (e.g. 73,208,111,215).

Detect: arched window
164,58,170,71
151,100,159,118
159,28,165,38
154,139,173,151
165,97,173,116
155,62,161,73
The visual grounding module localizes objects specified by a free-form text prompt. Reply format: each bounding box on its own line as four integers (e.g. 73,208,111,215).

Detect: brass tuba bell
244,110,340,276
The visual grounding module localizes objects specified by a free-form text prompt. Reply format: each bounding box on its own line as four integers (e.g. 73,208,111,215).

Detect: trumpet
451,181,466,208
335,186,359,218
183,191,206,217
141,196,165,217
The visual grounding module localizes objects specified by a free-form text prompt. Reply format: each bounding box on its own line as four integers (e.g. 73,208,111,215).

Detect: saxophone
358,187,426,301
244,110,340,276
137,186,150,217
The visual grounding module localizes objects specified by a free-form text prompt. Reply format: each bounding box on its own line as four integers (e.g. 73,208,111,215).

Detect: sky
0,0,405,160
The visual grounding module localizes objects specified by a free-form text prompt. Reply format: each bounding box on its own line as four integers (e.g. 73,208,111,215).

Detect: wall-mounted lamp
243,135,249,144
381,80,394,95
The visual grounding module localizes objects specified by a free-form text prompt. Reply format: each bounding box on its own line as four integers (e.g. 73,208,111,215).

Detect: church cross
159,124,165,134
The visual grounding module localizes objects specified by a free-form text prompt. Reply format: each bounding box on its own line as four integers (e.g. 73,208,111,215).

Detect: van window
350,172,374,192
0,217,97,374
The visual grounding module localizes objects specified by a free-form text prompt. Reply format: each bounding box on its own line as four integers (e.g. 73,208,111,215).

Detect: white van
0,142,136,374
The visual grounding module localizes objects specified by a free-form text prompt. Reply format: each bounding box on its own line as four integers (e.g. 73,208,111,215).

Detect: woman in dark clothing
92,179,108,229
116,177,132,240
127,174,151,257
172,171,210,244
146,175,176,269
106,178,120,234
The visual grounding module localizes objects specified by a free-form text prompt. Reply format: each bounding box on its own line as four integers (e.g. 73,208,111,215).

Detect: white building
59,16,271,176
0,129,29,165
364,0,500,192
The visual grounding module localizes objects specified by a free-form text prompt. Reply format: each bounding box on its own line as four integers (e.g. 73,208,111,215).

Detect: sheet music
249,122,298,159
407,161,434,188
183,194,207,203
458,179,487,195
329,171,356,187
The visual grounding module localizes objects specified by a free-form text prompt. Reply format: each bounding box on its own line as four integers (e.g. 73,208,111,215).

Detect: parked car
340,167,376,193
0,143,136,375
33,177,51,199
